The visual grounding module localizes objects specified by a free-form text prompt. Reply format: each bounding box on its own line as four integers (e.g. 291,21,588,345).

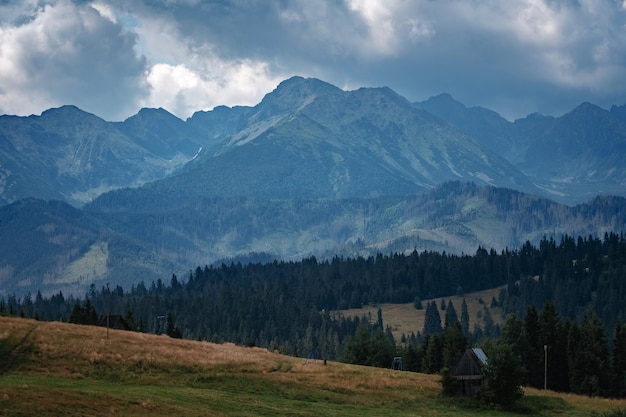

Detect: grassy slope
340,287,505,341
1,316,626,417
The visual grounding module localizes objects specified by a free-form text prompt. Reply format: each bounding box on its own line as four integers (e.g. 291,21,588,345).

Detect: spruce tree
460,298,470,336
539,303,569,391
166,312,182,338
575,312,610,396
445,301,458,326
522,305,542,388
612,323,626,398
421,335,443,373
502,314,524,358
423,301,442,337
442,321,467,369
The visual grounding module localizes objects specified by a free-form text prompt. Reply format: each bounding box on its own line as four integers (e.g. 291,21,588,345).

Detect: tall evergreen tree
539,303,569,392
441,321,467,370
421,335,443,374
522,305,543,388
423,301,442,337
460,298,470,336
502,314,524,359
612,323,626,398
403,342,423,372
445,301,459,326
570,312,610,396
166,312,182,339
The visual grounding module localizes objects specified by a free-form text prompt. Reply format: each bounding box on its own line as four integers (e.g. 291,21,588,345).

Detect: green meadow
1,316,625,417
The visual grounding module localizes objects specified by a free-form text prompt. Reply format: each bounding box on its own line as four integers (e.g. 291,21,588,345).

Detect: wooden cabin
450,348,488,396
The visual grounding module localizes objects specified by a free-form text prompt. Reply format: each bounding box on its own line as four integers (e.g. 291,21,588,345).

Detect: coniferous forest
2,232,626,398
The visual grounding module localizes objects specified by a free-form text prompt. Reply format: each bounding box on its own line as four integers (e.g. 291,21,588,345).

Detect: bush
478,342,524,409
440,367,460,396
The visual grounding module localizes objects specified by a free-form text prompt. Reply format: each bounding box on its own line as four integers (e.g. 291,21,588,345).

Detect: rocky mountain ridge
1,77,625,207
1,76,625,296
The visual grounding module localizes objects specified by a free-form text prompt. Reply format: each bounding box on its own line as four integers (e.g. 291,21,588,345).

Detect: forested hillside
3,232,625,397
3,182,625,297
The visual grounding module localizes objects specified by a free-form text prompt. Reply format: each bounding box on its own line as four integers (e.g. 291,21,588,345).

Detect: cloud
1,0,625,121
143,59,283,118
113,3,287,118
0,0,147,120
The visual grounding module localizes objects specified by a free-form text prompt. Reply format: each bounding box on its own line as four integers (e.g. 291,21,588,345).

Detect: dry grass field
340,287,505,341
2,315,626,416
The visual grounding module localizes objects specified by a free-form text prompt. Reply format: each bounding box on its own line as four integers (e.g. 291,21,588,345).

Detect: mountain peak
610,103,626,122
265,76,342,103
567,101,606,116
127,107,183,123
417,93,466,112
559,102,610,124
40,105,95,119
414,94,476,126
250,76,343,119
274,76,341,94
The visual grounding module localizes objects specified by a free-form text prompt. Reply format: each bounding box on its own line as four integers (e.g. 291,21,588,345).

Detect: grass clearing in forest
340,287,505,340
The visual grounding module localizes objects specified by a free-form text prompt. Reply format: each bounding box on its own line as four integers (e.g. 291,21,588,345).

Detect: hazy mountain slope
518,103,626,200
612,104,626,121
0,198,182,297
89,77,537,212
0,106,190,206
416,95,626,203
4,182,625,296
0,198,102,295
186,105,252,145
415,93,519,160
114,107,202,159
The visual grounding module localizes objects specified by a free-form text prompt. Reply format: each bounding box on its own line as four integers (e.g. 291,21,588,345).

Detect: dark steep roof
451,348,488,380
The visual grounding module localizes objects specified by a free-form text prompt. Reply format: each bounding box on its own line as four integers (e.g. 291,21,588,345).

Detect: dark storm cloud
1,0,625,120
0,0,148,120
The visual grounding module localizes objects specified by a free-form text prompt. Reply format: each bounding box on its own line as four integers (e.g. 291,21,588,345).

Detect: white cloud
126,7,285,118
143,59,284,119
0,0,146,120
90,2,117,23
1,0,626,121
346,0,398,55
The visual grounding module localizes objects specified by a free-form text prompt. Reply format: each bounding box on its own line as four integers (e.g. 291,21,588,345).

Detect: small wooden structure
96,315,131,331
450,348,488,396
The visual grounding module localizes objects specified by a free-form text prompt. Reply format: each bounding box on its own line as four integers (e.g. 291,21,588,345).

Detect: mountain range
1,76,625,296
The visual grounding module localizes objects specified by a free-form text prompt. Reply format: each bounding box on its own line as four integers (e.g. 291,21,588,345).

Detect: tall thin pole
106,283,110,339
322,309,327,366
543,345,548,390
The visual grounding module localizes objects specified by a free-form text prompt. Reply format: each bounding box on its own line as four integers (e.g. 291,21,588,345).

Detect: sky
1,0,625,122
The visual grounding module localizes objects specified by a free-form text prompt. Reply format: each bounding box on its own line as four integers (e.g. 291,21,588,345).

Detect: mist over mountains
1,76,625,296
